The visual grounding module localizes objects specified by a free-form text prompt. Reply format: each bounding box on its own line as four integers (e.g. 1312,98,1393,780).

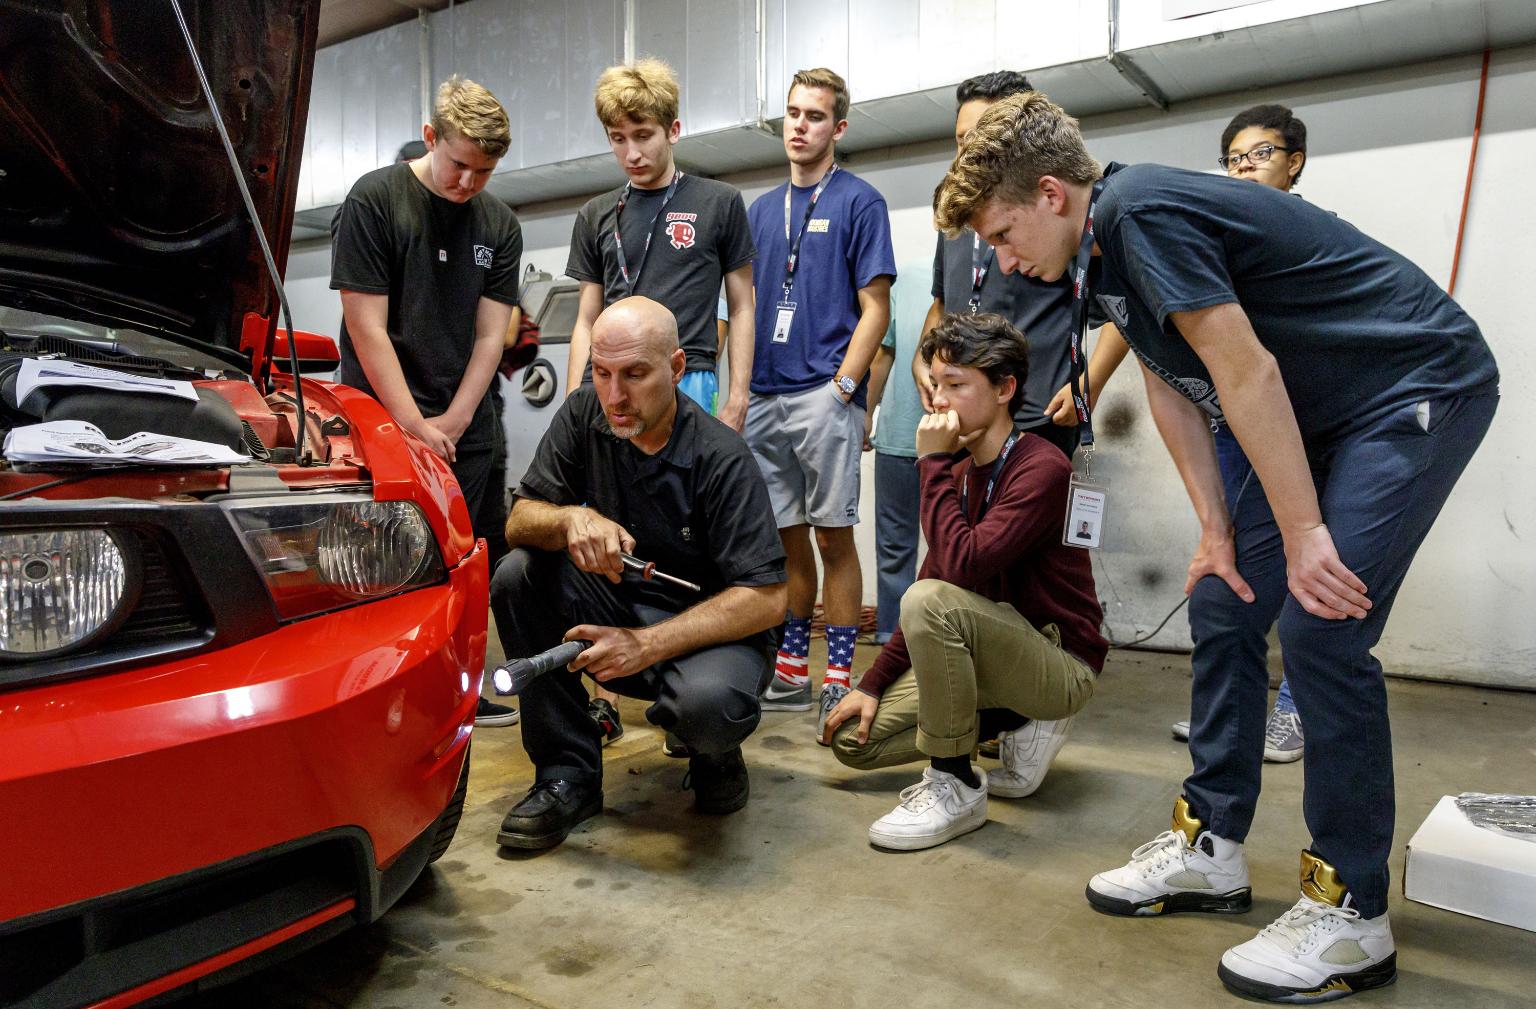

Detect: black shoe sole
496,793,603,850
1217,953,1397,1004
694,786,749,815
1085,884,1253,917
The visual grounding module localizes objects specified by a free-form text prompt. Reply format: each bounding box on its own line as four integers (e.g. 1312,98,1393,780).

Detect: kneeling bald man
491,297,787,850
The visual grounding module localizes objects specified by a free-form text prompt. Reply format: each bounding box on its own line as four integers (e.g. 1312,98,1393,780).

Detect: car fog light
0,529,135,658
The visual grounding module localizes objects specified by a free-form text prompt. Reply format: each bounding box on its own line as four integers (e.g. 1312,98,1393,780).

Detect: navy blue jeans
1183,394,1496,918
874,451,921,641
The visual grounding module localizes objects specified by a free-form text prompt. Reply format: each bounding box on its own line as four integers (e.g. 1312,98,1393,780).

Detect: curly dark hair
955,71,1034,109
918,312,1031,416
1220,103,1307,183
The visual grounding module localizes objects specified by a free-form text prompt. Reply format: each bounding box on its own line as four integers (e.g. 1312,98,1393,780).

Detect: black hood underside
0,0,321,363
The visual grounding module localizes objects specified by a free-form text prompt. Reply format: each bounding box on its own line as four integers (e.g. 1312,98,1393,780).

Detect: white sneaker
988,716,1073,798
868,766,988,851
1086,798,1252,916
1171,719,1190,741
1219,897,1396,1003
815,681,849,744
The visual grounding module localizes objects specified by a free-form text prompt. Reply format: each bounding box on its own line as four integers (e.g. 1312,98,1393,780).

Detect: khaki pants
833,579,1097,769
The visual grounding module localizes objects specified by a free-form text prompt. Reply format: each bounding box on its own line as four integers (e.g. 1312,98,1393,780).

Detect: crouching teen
821,312,1107,850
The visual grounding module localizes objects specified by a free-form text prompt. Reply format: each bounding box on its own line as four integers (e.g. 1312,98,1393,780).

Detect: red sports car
0,3,485,1006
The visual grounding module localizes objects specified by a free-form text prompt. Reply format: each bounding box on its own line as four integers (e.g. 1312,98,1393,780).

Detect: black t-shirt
567,175,755,374
1091,162,1499,444
515,387,786,612
330,163,523,447
932,232,1075,429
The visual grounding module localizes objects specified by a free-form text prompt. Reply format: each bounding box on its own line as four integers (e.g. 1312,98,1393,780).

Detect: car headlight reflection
0,529,136,658
226,497,446,620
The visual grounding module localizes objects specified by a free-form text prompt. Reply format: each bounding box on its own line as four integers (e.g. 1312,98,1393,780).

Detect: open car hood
0,0,321,369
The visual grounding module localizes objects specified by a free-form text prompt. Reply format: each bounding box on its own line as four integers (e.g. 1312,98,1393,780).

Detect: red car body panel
0,2,497,1001
0,542,486,924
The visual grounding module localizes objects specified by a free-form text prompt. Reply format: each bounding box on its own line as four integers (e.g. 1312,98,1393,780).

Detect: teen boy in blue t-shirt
744,68,895,737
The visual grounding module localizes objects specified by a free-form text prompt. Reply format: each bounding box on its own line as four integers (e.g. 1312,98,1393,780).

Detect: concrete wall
281,45,1536,689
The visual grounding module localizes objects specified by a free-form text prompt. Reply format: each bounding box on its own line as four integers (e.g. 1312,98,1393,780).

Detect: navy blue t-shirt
747,168,897,407
1091,162,1498,445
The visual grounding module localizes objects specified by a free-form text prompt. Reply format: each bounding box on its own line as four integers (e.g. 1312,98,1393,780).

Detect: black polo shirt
515,386,786,612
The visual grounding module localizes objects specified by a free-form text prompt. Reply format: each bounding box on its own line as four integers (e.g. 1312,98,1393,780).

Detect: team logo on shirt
473,244,493,268
665,221,696,250
808,219,830,233
1096,294,1129,327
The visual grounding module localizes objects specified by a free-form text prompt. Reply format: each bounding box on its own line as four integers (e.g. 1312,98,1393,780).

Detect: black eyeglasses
1218,143,1293,171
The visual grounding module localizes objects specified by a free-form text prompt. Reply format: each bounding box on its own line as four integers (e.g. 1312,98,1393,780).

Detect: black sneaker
587,698,624,746
476,697,519,727
684,747,749,814
496,779,602,850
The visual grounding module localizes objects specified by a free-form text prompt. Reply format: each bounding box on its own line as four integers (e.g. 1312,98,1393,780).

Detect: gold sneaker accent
1172,795,1203,845
1299,849,1349,906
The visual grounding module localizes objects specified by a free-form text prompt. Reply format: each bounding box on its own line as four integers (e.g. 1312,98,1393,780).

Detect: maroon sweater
859,434,1108,697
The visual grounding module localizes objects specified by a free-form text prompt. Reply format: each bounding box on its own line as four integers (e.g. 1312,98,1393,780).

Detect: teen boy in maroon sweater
822,312,1106,851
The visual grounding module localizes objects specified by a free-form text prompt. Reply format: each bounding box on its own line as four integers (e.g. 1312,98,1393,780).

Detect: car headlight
225,496,447,620
0,529,138,659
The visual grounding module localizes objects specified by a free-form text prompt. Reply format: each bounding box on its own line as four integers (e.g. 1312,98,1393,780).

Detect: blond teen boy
565,57,756,432
332,76,522,728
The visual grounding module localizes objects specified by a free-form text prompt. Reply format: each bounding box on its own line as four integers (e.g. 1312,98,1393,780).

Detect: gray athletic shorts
744,383,864,529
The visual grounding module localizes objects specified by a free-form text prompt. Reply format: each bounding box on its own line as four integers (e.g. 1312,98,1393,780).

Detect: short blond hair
789,67,849,122
594,58,680,128
933,91,1100,237
432,75,510,158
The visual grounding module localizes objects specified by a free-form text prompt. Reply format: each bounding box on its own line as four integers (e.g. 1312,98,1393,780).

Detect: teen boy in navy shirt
935,92,1496,1004
745,68,895,736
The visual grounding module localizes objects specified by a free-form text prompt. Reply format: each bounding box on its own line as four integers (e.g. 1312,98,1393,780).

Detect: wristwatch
834,374,857,398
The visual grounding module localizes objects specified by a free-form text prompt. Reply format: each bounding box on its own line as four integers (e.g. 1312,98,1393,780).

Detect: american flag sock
824,624,857,689
775,616,812,687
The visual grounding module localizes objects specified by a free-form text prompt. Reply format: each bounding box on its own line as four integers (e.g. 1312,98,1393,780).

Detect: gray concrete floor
193,641,1536,1009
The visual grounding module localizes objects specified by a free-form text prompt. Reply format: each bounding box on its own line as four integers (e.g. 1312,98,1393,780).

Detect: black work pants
490,548,775,786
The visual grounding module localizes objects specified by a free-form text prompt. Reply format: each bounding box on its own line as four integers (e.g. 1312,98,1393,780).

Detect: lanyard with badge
612,170,684,294
961,431,1019,520
969,233,993,313
1062,177,1110,550
771,164,840,343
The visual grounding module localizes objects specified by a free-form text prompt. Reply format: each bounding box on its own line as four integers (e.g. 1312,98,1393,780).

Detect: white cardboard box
1403,795,1536,933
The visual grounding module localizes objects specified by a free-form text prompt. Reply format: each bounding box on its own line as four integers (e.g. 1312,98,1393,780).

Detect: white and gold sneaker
1218,851,1396,1003
1086,796,1252,916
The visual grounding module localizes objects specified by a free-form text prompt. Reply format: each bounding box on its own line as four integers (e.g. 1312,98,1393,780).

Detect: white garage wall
281,45,1536,688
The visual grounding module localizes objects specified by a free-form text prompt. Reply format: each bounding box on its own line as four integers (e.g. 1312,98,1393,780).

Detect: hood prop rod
169,0,310,466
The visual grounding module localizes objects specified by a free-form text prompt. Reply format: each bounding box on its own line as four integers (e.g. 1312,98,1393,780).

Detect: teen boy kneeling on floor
820,312,1107,851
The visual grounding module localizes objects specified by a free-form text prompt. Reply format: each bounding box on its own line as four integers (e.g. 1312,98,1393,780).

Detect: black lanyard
961,431,1019,520
1068,178,1108,452
780,164,839,302
969,232,993,313
613,170,684,294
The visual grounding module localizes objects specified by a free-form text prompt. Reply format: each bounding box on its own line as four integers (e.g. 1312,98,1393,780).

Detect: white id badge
1063,474,1107,549
772,302,796,344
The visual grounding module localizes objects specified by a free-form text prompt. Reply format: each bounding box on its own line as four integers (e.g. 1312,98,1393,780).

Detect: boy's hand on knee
1284,523,1371,621
1185,525,1255,602
820,689,878,747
